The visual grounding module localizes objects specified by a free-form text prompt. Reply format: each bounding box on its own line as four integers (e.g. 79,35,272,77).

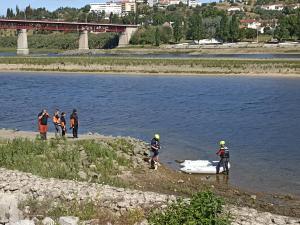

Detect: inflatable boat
180,160,230,174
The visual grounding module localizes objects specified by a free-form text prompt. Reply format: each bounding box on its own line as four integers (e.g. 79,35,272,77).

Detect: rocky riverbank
0,168,299,225
0,129,299,224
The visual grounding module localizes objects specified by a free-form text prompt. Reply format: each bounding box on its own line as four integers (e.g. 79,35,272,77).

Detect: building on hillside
90,2,122,16
148,0,199,7
240,19,261,29
189,0,201,7
261,4,284,11
227,7,243,12
240,19,265,33
121,0,137,14
90,1,136,16
293,4,300,9
148,0,159,7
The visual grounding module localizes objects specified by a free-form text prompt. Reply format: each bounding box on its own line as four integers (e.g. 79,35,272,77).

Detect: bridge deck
0,19,139,32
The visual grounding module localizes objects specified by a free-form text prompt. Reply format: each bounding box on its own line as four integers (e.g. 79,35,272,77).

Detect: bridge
0,19,139,55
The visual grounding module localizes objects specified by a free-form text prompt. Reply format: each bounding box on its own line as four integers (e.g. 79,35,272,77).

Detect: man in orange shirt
52,109,61,138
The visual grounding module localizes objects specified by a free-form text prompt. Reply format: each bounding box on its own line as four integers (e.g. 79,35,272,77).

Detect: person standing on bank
52,109,61,138
38,109,50,140
60,112,67,137
150,134,161,170
216,140,230,175
70,109,79,138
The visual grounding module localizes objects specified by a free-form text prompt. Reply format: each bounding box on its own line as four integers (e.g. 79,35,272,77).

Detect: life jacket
219,146,229,158
60,116,66,128
53,115,60,124
40,115,48,126
151,138,160,151
70,113,78,127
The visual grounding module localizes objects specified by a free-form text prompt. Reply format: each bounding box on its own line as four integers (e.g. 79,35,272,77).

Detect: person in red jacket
216,140,230,175
38,109,50,140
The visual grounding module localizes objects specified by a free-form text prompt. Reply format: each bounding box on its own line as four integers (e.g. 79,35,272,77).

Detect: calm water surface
0,72,299,195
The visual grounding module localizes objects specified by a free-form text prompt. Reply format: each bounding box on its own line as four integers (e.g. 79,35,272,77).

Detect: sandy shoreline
0,67,299,78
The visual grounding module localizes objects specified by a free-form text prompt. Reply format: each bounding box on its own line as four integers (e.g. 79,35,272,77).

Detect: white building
122,1,137,14
227,7,243,12
261,4,284,11
90,2,122,16
240,19,261,29
188,0,201,7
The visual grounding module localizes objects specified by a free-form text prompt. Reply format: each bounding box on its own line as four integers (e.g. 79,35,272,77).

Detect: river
0,72,299,196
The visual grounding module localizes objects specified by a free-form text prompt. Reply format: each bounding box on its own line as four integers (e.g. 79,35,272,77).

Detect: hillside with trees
1,1,300,49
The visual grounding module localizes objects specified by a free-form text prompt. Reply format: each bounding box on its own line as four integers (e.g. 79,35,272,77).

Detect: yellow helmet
154,134,160,140
219,140,225,146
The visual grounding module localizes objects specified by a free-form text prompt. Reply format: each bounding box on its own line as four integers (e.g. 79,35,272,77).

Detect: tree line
2,2,300,47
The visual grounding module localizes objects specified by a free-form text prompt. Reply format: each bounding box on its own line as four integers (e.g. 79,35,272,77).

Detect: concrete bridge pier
17,29,29,55
118,27,138,47
79,30,89,50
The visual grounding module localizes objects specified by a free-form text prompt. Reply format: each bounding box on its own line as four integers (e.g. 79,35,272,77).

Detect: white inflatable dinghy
180,160,230,174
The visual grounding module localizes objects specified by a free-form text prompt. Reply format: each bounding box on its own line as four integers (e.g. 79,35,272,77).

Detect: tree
155,27,160,46
188,13,203,42
229,14,240,42
16,5,20,16
173,19,183,43
274,25,290,41
217,15,229,42
296,11,300,39
160,25,172,43
6,8,14,18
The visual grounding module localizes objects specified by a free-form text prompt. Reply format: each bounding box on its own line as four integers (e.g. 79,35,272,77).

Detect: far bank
0,56,299,76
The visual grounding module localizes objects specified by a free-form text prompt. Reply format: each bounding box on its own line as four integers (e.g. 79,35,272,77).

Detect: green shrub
149,191,230,225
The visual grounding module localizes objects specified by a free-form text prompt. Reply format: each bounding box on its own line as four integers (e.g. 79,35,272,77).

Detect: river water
0,72,299,196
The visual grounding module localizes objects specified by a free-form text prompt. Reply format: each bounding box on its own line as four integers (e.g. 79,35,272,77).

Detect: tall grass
0,56,299,69
0,138,131,185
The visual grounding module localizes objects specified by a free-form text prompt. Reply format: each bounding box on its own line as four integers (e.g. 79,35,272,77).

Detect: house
240,19,261,30
90,2,122,16
261,4,284,11
227,7,243,12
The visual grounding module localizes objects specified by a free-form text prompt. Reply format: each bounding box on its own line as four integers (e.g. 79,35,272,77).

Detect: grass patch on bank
20,198,146,225
0,56,299,69
0,138,132,186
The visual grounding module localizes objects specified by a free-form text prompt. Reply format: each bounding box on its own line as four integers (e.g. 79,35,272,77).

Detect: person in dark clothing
52,109,60,138
216,140,230,175
60,112,67,137
150,134,160,170
38,109,50,140
70,109,79,138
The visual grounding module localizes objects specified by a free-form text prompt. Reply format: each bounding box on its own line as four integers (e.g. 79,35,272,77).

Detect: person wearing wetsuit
216,140,230,175
38,109,50,140
60,112,66,137
70,109,79,138
150,134,160,170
